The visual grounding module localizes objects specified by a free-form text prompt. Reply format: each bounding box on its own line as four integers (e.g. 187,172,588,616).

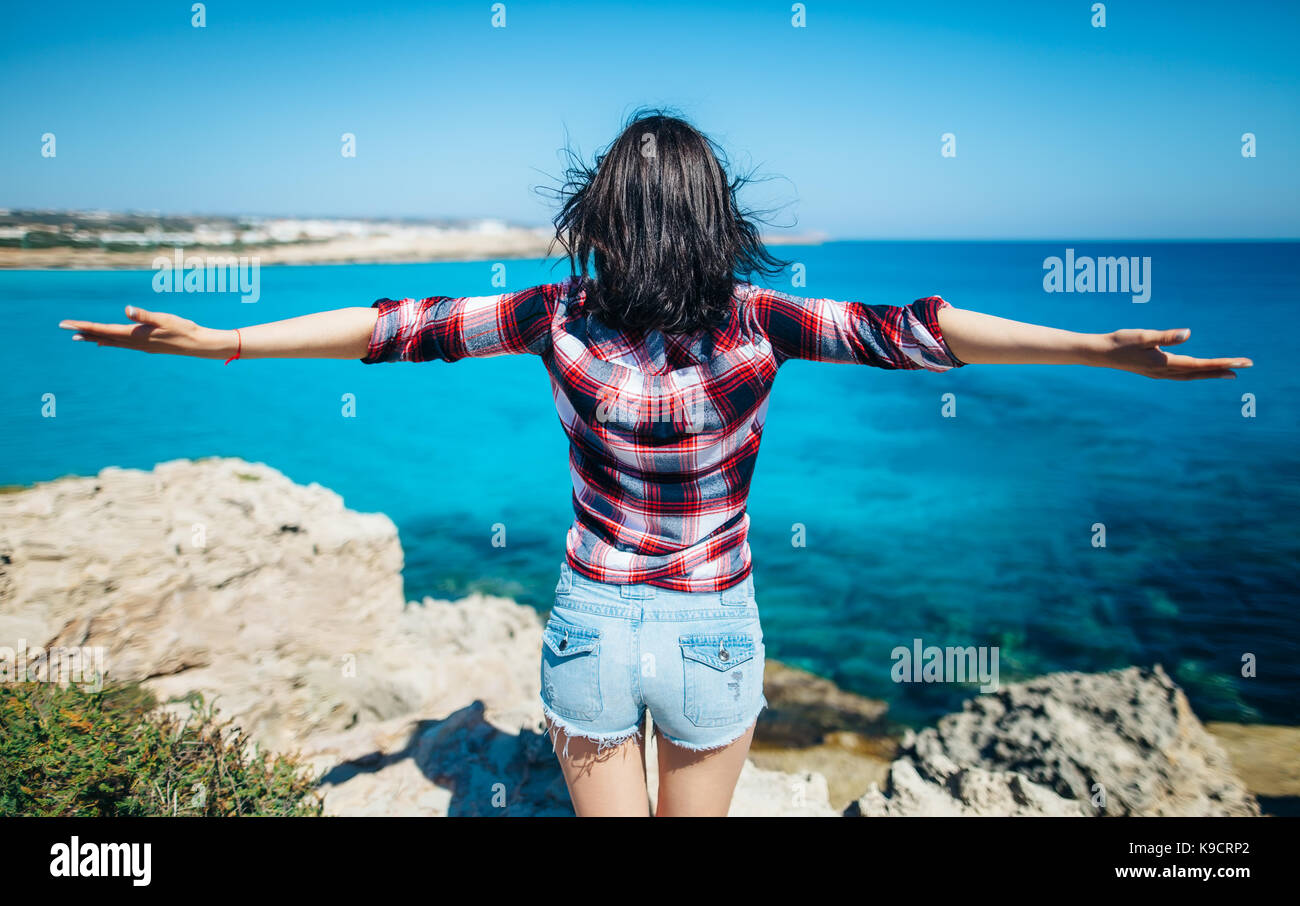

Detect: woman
59,111,1251,817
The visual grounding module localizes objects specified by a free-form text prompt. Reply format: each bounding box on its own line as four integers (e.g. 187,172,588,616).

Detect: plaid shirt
363,275,965,592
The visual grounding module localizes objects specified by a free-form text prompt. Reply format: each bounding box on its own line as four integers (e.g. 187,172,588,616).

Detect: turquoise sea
2,241,1296,727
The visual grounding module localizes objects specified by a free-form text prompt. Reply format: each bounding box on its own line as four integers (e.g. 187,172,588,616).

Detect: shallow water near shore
3,241,1296,727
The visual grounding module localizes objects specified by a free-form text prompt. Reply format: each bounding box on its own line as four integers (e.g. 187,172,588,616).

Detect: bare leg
654,721,755,817
547,716,650,817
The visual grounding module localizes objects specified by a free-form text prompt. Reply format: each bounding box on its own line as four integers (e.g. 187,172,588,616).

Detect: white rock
0,458,830,817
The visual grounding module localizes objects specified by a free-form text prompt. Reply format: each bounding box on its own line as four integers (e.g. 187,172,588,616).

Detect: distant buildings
0,211,538,250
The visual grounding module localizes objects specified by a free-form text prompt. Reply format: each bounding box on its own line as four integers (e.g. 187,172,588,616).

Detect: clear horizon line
2,209,1295,243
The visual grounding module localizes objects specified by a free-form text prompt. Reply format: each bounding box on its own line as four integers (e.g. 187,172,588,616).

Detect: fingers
58,317,163,355
59,320,153,341
59,307,181,334
1152,352,1253,380
1164,369,1237,381
68,332,138,350
59,309,180,350
124,305,175,328
1140,328,1191,349
1164,353,1253,371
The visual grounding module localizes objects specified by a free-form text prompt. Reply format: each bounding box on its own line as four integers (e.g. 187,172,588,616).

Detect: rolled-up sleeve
360,283,557,364
751,288,966,371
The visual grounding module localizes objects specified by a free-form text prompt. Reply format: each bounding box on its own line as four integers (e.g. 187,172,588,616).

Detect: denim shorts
539,560,768,755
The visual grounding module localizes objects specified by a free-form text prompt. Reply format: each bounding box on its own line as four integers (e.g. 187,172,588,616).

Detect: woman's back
549,275,779,592
362,274,964,591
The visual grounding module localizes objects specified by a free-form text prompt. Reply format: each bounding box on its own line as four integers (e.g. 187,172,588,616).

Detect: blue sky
1,0,1296,238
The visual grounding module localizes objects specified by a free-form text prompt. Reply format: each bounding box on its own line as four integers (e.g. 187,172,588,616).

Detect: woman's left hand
1103,328,1252,380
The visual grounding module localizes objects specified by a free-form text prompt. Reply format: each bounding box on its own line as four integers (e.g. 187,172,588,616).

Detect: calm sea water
2,242,1296,727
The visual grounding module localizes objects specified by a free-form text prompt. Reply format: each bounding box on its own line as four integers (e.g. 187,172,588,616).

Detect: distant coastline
0,209,827,270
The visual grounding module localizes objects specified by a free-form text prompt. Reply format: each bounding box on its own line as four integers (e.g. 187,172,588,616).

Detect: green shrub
0,681,323,816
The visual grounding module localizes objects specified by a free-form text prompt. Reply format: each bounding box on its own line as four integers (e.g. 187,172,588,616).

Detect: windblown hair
551,109,788,334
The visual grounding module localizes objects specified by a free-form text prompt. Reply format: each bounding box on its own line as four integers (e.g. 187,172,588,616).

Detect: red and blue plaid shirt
363,275,965,592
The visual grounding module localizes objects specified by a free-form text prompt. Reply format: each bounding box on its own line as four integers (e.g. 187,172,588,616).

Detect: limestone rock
849,666,1261,817
0,458,833,817
756,660,889,747
3,461,1258,818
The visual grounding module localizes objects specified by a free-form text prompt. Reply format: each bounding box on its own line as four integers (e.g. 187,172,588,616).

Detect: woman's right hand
59,306,236,359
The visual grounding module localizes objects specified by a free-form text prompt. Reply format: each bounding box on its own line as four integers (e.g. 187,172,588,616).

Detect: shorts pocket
541,620,603,721
680,632,759,728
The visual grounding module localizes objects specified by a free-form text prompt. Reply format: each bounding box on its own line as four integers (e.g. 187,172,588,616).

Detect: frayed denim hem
655,695,769,753
540,702,643,760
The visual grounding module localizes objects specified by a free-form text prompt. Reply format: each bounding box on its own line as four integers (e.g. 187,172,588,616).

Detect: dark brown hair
551,108,788,334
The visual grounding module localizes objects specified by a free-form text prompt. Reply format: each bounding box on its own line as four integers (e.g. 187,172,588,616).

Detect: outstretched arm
60,284,558,363
59,306,378,360
936,306,1252,380
750,288,1251,380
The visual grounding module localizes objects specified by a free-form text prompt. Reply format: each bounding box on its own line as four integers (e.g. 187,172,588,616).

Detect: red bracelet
224,329,242,365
